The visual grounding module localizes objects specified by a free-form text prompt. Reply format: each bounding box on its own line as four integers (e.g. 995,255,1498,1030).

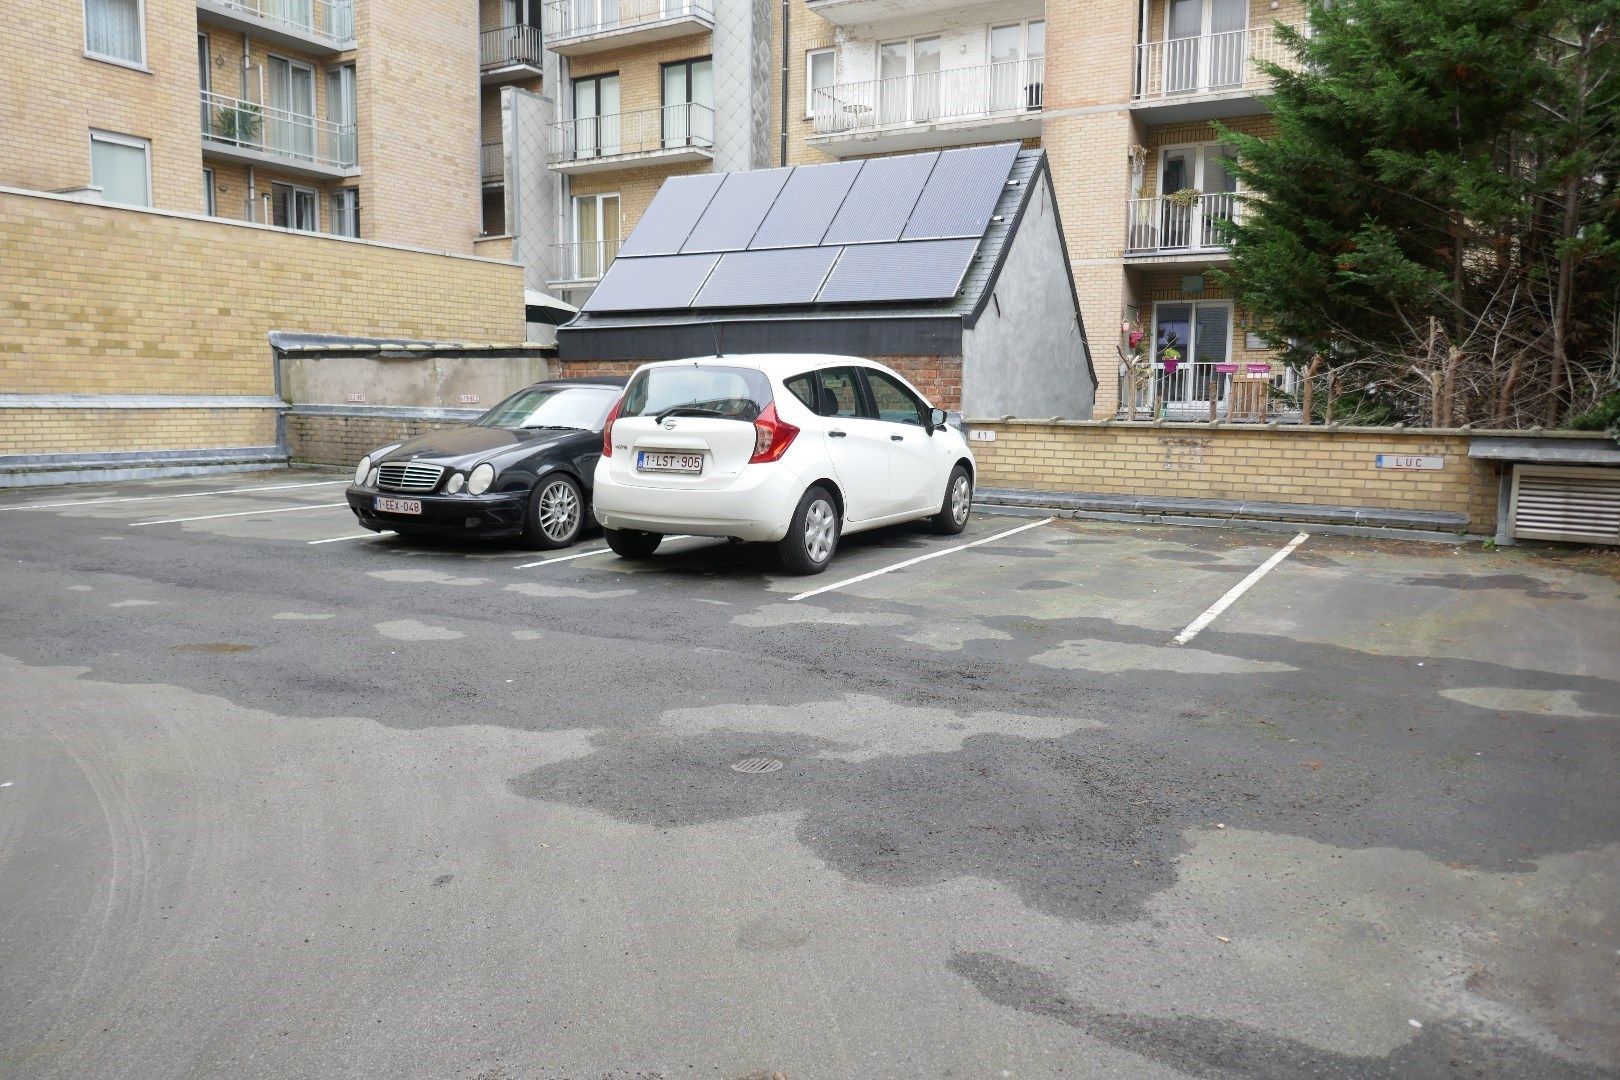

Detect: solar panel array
582,142,1020,314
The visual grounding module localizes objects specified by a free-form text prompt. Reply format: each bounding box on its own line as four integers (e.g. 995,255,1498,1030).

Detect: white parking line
1171,531,1309,646
132,503,349,526
0,480,347,512
790,518,1054,602
513,535,696,570
308,532,388,545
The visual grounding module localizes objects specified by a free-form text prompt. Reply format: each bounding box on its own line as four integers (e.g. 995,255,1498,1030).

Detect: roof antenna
712,321,724,357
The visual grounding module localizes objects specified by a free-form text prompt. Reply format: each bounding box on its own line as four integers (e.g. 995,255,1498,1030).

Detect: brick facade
287,415,464,466
967,420,1501,533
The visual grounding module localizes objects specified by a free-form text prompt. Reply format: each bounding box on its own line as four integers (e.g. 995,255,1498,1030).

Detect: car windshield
474,386,621,430
620,365,771,422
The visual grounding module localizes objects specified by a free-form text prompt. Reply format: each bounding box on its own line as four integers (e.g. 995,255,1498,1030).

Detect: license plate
637,451,703,474
375,496,422,515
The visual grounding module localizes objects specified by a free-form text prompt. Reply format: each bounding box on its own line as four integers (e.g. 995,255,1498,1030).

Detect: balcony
545,0,713,57
806,0,993,29
195,0,354,55
1118,361,1301,422
1125,193,1237,263
480,25,544,83
549,103,715,173
200,91,359,179
549,238,623,288
481,141,505,184
1132,24,1300,121
807,58,1044,156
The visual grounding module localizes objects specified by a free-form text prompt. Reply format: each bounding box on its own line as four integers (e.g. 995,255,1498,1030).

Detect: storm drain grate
730,756,784,774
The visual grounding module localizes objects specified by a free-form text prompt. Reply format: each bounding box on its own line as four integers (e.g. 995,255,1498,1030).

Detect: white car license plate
375,496,422,515
637,451,703,474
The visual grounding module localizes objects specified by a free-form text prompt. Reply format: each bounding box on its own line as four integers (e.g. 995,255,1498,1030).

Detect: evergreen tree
1217,0,1619,427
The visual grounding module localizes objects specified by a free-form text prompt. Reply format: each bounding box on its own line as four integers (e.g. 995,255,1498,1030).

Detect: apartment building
772,0,1303,419
3,0,483,253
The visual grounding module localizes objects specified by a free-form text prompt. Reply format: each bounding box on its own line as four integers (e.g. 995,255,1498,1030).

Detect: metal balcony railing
552,238,623,281
550,103,715,162
546,0,714,40
480,24,543,70
200,90,357,170
205,0,354,44
1126,192,1238,254
1117,361,1300,421
1133,24,1296,100
810,57,1044,136
481,141,504,182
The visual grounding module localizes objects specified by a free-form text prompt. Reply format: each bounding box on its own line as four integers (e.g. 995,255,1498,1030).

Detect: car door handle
890,434,905,441
829,430,847,438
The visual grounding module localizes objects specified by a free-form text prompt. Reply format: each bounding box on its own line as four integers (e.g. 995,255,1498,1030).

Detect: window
814,368,864,419
571,73,620,158
331,188,359,237
863,370,926,426
85,0,145,67
989,20,1045,110
877,37,940,125
202,168,216,215
325,64,357,166
661,57,714,147
89,131,150,207
271,182,319,232
805,48,834,119
620,365,772,422
571,193,620,280
267,56,316,160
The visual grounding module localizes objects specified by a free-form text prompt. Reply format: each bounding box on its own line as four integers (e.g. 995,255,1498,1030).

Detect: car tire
930,465,973,535
604,527,662,559
521,474,586,551
778,484,840,575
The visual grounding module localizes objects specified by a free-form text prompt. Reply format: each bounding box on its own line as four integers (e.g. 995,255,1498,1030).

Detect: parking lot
1,468,1616,1080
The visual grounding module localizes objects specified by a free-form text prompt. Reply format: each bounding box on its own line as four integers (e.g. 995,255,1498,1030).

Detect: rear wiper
653,404,728,424
521,424,585,430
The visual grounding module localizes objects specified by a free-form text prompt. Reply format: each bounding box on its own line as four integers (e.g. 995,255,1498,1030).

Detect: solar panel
693,247,841,308
681,168,792,253
815,238,979,304
581,253,720,312
820,152,940,246
615,173,726,257
901,143,1021,241
748,160,863,249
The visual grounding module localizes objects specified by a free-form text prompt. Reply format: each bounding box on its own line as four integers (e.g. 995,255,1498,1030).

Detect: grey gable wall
960,175,1096,419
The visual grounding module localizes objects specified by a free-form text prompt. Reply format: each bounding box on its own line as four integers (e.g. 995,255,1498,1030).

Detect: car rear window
621,365,773,422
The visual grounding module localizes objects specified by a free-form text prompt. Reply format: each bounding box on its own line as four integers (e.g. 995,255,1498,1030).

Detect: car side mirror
928,407,948,434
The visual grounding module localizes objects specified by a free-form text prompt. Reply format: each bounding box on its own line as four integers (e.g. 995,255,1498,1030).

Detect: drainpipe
779,0,789,166
242,37,255,220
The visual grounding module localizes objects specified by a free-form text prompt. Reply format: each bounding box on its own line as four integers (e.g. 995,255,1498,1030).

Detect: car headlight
354,454,371,486
367,467,380,487
445,471,465,494
467,463,496,495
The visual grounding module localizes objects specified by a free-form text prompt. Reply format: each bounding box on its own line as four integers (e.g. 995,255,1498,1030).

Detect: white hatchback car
592,354,976,574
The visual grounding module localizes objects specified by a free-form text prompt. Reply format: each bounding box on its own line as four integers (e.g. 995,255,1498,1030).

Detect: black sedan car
345,377,626,549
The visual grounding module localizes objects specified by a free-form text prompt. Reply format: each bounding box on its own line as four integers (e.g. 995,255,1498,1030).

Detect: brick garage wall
0,409,277,457
555,355,964,409
287,416,467,466
967,420,1501,533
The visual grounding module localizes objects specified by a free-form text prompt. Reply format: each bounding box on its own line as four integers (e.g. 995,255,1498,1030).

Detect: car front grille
376,461,445,493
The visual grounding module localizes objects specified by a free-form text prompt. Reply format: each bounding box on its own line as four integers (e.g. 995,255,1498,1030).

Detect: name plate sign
1376,454,1444,471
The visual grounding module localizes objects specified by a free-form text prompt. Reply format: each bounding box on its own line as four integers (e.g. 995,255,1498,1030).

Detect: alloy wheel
804,498,837,564
537,479,580,542
950,474,972,525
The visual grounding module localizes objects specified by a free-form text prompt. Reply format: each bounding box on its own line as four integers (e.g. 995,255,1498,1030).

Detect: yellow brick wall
0,188,525,398
1,0,204,211
967,421,1500,532
775,0,835,166
0,408,277,456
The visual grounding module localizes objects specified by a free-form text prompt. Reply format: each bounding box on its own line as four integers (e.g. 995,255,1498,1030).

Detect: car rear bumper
591,465,803,543
346,486,526,537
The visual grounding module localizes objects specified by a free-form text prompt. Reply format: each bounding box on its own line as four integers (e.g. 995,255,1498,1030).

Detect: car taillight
749,402,800,464
601,398,623,457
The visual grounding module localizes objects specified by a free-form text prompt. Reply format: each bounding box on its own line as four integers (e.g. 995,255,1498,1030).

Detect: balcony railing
552,238,623,282
550,103,715,162
203,0,354,45
200,90,357,170
1133,25,1296,100
481,141,504,182
546,0,714,40
1118,361,1299,422
480,24,543,71
1126,193,1238,254
810,57,1044,136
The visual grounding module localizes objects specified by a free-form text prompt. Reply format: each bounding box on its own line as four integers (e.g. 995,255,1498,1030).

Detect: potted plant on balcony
1166,187,1202,208
212,101,262,147
1119,318,1153,421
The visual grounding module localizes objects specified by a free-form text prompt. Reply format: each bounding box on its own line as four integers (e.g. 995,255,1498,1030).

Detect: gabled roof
559,146,1069,361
